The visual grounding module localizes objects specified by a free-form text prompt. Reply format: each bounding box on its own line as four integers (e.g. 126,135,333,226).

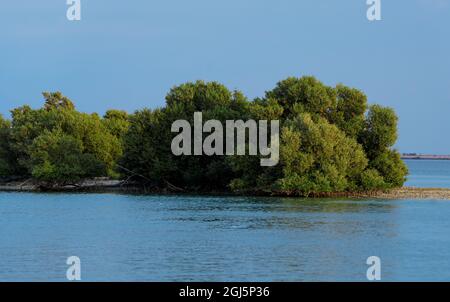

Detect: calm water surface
404,159,450,188
0,160,450,281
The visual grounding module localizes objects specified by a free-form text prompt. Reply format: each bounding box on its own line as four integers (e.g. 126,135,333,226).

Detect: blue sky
0,0,449,153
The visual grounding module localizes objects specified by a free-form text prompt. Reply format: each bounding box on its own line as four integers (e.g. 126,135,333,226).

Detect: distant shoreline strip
402,155,450,160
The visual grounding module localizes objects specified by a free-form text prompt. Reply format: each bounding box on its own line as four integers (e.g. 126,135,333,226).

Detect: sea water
0,160,449,281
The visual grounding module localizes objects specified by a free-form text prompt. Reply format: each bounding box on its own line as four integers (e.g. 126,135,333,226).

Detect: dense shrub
0,77,408,194
0,92,123,186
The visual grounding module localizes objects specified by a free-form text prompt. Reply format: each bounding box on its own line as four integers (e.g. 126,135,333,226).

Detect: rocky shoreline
0,179,125,192
345,187,450,200
1,179,450,199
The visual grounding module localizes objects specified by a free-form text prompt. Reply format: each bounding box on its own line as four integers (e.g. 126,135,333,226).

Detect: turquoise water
0,160,450,281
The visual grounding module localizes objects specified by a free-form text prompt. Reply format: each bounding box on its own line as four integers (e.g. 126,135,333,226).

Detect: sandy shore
345,187,450,200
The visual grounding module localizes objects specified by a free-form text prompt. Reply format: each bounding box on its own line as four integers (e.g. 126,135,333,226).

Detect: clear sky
0,1,449,153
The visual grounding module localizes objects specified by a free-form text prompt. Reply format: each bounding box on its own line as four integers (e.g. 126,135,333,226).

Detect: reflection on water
1,192,450,281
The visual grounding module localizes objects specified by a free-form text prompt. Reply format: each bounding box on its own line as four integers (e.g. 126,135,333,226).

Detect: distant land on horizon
402,153,450,160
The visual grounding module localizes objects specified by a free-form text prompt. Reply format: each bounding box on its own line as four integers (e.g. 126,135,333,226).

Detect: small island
0,76,421,198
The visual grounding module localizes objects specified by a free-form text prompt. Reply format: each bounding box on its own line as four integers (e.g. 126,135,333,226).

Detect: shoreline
1,180,450,199
401,155,450,160
347,187,450,200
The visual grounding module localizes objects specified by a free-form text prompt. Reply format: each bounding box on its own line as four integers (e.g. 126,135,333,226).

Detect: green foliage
43,91,75,111
361,105,398,157
0,115,18,177
360,169,387,191
330,84,367,139
265,76,336,119
278,114,368,194
369,149,408,188
122,81,250,189
121,108,175,183
103,110,130,139
228,76,407,194
4,92,123,185
0,77,408,194
30,130,105,185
